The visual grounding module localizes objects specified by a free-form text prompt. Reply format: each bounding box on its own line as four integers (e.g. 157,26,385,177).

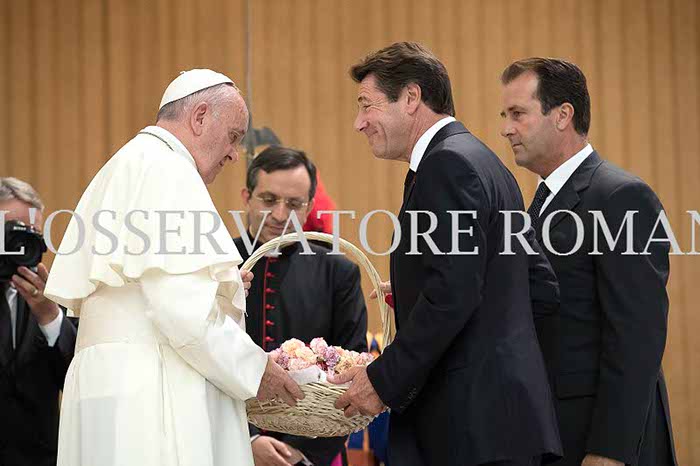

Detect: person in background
334,42,561,466
500,57,677,466
0,177,77,466
235,145,368,466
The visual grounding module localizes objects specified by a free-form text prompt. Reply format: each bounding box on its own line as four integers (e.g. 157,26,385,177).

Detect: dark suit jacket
532,151,677,466
234,237,368,465
0,296,77,466
366,121,562,465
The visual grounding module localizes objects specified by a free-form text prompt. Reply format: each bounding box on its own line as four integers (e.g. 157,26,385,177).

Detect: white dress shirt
5,284,63,348
535,144,594,214
409,116,457,172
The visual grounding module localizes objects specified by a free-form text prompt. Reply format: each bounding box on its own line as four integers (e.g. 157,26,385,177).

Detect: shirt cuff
39,311,63,347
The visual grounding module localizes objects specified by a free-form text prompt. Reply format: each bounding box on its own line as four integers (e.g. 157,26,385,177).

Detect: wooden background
1,0,698,462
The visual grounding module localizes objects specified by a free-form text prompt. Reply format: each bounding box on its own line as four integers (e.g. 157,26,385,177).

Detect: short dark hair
350,42,455,117
501,58,591,136
247,146,318,200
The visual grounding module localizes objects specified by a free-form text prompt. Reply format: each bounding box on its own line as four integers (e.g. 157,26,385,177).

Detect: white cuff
39,310,63,347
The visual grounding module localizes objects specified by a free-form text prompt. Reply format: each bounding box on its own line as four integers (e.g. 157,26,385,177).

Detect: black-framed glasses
254,193,309,211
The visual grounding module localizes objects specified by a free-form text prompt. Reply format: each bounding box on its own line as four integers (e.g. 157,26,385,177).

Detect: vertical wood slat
33,0,57,218
52,0,82,252
649,1,688,463
106,0,132,154
672,0,700,463
81,0,108,180
8,0,33,183
0,0,8,176
623,0,654,186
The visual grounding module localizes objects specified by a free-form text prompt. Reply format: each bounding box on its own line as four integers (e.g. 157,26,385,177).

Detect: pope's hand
331,366,385,417
241,270,254,297
257,355,305,406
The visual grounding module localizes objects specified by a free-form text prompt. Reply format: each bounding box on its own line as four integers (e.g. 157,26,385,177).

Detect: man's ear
405,83,422,115
298,197,315,225
190,102,209,136
556,103,575,131
241,187,251,206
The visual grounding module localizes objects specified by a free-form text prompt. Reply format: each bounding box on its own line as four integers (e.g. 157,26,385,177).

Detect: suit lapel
392,121,470,321
536,151,603,239
399,121,470,219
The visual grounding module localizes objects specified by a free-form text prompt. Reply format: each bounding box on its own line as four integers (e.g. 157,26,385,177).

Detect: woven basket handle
240,231,395,349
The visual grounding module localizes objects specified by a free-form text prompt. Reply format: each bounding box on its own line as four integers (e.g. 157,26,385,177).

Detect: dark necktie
528,182,551,231
403,169,416,202
0,283,13,358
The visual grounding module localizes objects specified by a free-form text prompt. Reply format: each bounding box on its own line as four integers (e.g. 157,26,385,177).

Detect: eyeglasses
254,193,309,211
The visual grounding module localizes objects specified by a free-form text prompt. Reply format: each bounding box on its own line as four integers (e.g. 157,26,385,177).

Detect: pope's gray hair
155,82,239,122
0,177,45,211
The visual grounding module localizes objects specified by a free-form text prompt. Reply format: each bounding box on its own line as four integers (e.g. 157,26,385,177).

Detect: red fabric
384,293,394,309
303,171,337,234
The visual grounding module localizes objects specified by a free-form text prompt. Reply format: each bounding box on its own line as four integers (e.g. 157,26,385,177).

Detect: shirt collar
540,143,594,196
409,116,456,172
140,125,198,169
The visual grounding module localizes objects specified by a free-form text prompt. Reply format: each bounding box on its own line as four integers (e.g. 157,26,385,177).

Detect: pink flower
281,338,305,356
288,357,314,371
310,337,329,355
322,346,340,369
277,352,290,370
269,348,282,363
357,352,375,365
334,356,354,375
296,346,318,364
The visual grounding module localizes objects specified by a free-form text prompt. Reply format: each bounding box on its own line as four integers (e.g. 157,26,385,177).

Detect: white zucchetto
159,69,234,110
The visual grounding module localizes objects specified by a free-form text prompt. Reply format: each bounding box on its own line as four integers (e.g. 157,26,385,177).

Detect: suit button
265,336,275,343
265,272,275,278
265,288,276,294
265,320,275,327
265,304,275,310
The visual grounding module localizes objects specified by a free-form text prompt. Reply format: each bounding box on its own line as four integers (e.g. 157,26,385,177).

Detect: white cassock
44,125,268,466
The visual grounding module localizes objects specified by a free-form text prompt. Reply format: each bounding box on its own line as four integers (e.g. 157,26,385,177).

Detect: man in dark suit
500,58,677,466
0,177,77,466
235,146,368,466
332,42,562,466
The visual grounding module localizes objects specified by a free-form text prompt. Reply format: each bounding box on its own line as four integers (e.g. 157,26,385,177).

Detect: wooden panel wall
1,0,698,462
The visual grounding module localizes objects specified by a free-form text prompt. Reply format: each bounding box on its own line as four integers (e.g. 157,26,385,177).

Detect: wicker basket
243,231,395,437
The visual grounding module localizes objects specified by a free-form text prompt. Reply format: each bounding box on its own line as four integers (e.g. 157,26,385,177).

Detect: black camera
0,220,47,282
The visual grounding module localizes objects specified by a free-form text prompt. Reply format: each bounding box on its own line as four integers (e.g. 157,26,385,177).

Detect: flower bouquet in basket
246,337,380,438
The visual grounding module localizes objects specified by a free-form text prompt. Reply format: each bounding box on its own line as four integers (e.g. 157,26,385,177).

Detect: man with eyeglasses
233,145,368,466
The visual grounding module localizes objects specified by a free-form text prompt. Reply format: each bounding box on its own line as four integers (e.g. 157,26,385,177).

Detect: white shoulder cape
44,126,245,316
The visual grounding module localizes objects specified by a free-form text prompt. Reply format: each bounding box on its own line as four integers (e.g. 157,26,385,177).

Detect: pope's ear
190,102,208,136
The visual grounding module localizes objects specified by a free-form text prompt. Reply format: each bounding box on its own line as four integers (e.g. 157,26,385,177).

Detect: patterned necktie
403,169,416,202
528,182,551,231
0,282,13,358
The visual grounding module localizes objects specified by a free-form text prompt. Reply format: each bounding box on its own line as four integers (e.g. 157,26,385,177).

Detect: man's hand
11,264,60,325
581,454,624,466
241,270,254,297
368,280,391,300
257,355,305,406
252,436,294,466
331,366,385,417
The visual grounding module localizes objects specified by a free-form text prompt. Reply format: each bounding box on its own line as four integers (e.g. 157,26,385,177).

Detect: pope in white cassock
44,69,303,466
